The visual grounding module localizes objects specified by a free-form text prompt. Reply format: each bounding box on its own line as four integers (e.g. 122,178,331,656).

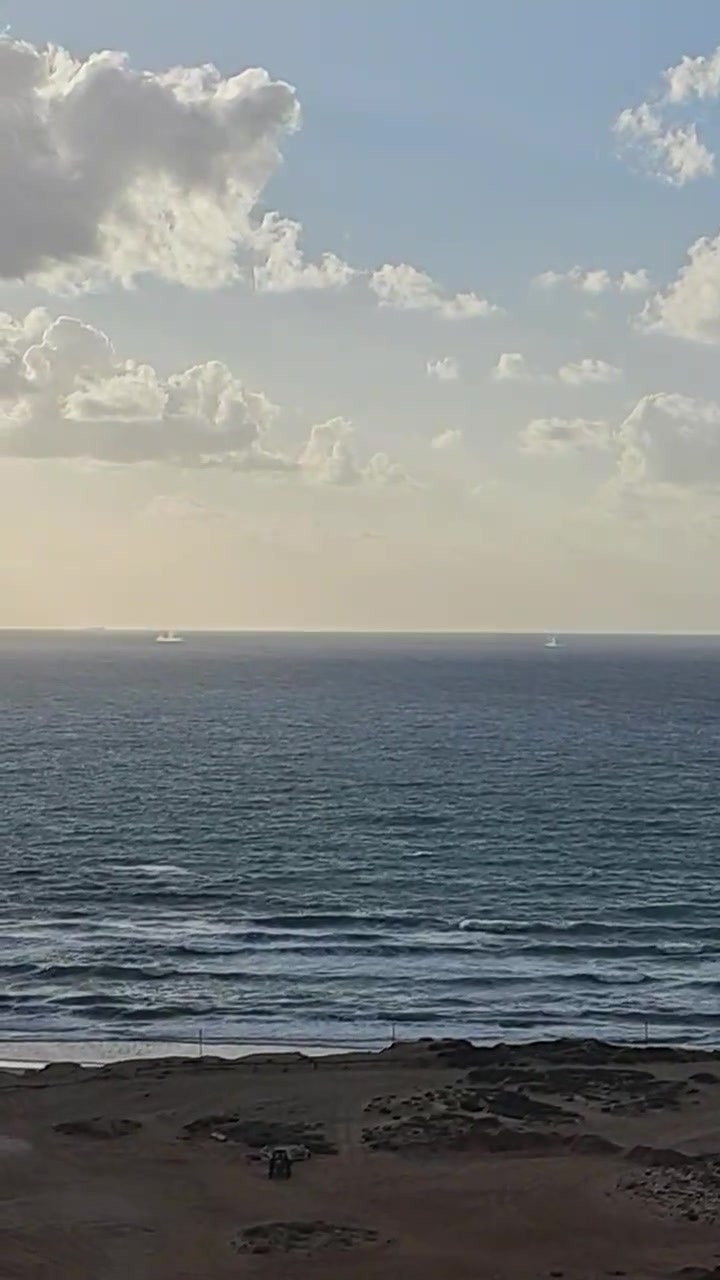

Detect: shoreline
0,1037,357,1070
4,1035,720,1277
0,1029,715,1072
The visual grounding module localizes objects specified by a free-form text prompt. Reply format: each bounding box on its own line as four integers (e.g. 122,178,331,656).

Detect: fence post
643,1019,649,1045
198,1027,204,1059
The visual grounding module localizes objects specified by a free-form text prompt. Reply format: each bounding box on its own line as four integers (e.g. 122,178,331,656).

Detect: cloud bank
0,309,406,483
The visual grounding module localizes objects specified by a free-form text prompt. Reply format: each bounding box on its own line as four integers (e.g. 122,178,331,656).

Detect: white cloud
518,391,720,494
364,451,411,485
0,35,301,289
0,309,409,483
298,418,408,485
298,418,359,484
0,315,284,466
617,392,720,487
64,365,167,422
492,351,621,386
663,48,720,103
0,34,498,313
614,105,713,186
642,233,720,344
251,213,356,293
492,352,528,382
369,263,498,320
0,308,52,394
431,427,462,451
520,417,611,455
614,46,720,185
536,268,611,295
557,358,622,386
534,266,649,294
620,269,652,293
426,356,460,381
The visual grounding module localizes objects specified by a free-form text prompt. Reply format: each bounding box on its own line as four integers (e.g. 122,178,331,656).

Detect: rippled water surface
3,631,720,1047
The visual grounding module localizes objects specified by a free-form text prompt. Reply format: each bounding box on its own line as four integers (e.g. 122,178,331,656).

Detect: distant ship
155,631,184,645
545,635,562,649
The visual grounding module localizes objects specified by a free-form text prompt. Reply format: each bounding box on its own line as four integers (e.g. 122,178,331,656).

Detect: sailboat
545,635,561,649
155,630,184,644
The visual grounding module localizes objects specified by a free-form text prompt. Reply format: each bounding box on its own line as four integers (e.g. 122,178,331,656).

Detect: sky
4,2,720,630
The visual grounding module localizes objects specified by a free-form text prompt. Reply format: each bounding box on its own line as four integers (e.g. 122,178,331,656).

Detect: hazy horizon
7,627,720,639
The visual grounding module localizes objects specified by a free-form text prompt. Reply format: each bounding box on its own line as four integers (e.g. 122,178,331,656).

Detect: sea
2,630,720,1059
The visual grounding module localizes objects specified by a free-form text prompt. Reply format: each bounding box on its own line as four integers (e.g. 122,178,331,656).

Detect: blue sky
3,3,720,628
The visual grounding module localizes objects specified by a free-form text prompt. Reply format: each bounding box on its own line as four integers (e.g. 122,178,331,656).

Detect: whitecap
133,864,191,877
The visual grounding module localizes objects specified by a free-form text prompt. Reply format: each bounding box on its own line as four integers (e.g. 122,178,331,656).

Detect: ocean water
2,631,720,1052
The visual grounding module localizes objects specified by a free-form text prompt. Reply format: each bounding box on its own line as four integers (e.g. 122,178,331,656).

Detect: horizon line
4,627,720,639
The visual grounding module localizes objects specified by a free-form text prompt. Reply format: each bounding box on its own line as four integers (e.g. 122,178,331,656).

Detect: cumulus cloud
369,263,497,320
663,48,720,102
492,351,621,386
0,307,53,394
298,418,409,485
519,391,720,497
619,269,653,294
492,352,528,382
431,427,462,450
0,35,302,289
520,417,611,455
557,358,622,386
251,213,357,293
617,392,720,487
535,268,611,295
614,46,720,185
0,316,284,466
426,356,460,381
534,266,649,294
614,105,713,186
641,233,720,344
0,34,498,314
0,310,408,484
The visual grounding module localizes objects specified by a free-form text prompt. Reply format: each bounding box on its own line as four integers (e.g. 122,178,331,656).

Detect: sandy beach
2,1039,720,1279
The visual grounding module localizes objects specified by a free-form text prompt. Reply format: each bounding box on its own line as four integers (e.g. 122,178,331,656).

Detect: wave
457,917,720,938
247,911,439,930
9,961,659,992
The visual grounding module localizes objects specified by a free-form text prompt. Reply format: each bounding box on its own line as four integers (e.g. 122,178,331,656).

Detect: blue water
2,631,720,1049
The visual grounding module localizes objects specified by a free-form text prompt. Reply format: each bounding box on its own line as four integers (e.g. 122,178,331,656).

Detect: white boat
155,630,184,644
545,635,561,649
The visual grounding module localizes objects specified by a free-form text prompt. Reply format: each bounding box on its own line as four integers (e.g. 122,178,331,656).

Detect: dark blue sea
2,631,720,1053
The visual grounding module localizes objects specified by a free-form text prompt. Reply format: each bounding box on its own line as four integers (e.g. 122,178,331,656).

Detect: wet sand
2,1038,720,1279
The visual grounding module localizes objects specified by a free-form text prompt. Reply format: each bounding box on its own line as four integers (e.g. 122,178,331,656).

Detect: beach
2,1038,720,1279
